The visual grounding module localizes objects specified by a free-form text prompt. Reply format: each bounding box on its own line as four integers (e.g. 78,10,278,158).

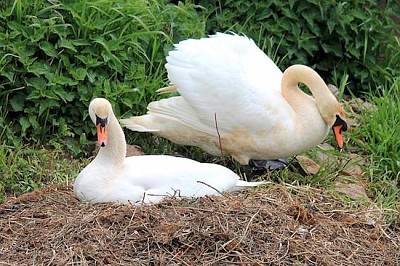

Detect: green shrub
0,0,205,154
199,0,400,95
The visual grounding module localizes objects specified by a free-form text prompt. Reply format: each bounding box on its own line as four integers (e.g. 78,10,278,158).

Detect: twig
214,112,224,156
196,180,225,196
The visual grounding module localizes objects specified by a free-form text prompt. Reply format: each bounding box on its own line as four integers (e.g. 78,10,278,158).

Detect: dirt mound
1,184,399,265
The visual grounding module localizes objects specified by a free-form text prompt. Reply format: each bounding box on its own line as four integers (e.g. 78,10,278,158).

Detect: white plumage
121,33,348,164
74,98,264,204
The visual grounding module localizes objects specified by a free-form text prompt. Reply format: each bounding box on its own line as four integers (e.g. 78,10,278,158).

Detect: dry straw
0,184,399,265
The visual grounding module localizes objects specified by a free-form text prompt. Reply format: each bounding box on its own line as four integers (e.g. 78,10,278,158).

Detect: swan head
323,102,348,150
282,65,349,150
88,98,113,147
332,106,347,149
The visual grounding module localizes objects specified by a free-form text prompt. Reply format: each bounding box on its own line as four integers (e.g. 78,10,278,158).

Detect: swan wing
118,155,264,203
165,33,286,133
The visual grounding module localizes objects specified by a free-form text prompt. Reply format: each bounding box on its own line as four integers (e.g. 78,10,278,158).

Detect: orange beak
332,125,344,149
96,123,108,147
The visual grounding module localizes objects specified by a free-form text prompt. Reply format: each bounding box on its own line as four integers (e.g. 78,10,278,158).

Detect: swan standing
74,98,264,204
121,33,348,165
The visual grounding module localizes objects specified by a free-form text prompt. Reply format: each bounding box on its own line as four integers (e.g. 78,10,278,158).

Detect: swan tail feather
230,180,266,192
119,117,160,132
157,85,178,94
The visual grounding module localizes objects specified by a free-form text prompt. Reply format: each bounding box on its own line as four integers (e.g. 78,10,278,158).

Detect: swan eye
96,115,108,128
333,115,347,132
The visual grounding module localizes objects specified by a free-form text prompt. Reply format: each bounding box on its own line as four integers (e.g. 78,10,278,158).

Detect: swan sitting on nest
74,98,265,204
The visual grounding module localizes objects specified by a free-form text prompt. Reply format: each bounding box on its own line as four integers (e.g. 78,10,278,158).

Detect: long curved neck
280,65,335,148
281,65,338,122
95,113,126,166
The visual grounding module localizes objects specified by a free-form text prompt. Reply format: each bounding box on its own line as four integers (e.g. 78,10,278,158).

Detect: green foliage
352,76,400,180
0,0,205,154
347,75,400,222
199,0,400,95
0,133,86,202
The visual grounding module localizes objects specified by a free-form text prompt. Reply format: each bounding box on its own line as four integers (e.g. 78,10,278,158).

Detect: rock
340,154,365,178
328,84,339,98
335,182,370,201
347,117,358,127
297,155,320,175
316,151,338,165
347,98,377,114
347,98,364,113
341,164,364,177
362,101,377,112
319,143,335,151
126,144,144,157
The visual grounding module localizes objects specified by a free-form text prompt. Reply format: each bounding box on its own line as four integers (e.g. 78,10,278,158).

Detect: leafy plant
199,0,400,96
0,0,205,154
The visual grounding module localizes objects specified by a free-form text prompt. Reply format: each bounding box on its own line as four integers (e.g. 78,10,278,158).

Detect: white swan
74,98,264,204
120,33,348,165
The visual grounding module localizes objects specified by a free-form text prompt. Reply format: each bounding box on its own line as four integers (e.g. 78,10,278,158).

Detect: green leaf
321,43,343,57
25,77,46,90
53,88,75,102
27,61,51,76
28,114,40,131
38,99,59,117
10,94,25,112
49,74,78,86
29,27,47,42
19,116,30,133
26,90,41,100
39,41,58,58
327,20,336,33
0,67,15,82
41,89,58,100
69,67,87,81
7,21,26,36
52,24,69,37
59,38,77,52
76,55,102,67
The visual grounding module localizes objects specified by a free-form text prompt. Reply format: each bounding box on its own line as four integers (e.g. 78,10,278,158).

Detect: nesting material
0,184,398,265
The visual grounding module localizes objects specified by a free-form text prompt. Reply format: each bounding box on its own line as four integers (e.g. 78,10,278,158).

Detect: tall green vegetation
352,76,400,209
0,0,205,154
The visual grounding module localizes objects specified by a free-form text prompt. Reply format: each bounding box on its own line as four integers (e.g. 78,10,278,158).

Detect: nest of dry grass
0,184,399,265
